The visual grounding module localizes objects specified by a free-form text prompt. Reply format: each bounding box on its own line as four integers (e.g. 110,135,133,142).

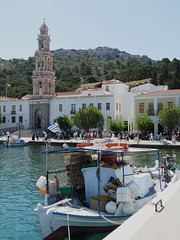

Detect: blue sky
0,0,180,60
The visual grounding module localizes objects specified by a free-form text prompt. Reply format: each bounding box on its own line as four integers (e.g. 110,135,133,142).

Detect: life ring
105,143,118,148
105,142,128,151
76,143,94,147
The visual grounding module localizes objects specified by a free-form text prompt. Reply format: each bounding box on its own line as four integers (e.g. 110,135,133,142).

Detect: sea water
0,144,179,240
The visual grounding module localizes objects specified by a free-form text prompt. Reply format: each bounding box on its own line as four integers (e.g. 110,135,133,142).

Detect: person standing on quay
32,132,35,141
36,131,40,140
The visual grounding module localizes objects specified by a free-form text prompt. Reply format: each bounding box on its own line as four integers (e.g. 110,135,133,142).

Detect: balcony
70,110,76,114
11,111,16,115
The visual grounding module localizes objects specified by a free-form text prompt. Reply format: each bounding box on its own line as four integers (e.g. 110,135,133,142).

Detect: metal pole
158,150,162,191
18,123,21,139
5,83,7,99
97,150,101,214
122,152,125,185
45,141,49,193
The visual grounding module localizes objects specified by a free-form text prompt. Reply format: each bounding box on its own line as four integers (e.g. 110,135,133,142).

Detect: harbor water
0,144,179,240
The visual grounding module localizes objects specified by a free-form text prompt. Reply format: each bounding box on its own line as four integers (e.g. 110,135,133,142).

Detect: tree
73,106,104,131
158,105,180,133
107,119,124,136
54,115,73,131
135,114,154,133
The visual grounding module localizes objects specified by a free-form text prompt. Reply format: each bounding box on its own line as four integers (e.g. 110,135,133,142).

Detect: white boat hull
35,194,155,240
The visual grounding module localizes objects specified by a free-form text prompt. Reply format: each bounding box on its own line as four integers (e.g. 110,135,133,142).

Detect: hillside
0,47,180,98
53,47,151,62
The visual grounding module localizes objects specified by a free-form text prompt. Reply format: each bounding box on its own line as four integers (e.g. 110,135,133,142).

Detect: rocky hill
0,47,179,99
53,46,151,62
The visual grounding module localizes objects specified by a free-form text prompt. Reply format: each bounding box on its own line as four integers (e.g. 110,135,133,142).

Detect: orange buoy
40,188,46,194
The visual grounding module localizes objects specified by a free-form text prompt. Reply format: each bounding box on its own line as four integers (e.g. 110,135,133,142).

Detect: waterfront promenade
0,134,180,149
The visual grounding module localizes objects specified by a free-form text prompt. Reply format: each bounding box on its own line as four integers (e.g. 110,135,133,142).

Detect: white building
133,89,180,135
0,22,170,133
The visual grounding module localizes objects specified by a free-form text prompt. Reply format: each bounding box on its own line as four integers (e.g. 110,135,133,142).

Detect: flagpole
6,76,9,99
5,83,7,99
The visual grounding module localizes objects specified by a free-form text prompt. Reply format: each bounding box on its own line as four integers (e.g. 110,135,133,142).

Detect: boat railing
161,163,179,181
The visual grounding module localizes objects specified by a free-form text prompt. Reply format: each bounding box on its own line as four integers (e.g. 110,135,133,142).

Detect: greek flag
48,122,61,134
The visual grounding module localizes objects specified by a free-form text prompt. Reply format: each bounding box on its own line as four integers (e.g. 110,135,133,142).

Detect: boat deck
104,179,180,240
53,205,104,216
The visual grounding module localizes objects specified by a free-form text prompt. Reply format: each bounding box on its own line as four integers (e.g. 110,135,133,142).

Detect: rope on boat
100,214,124,225
67,214,71,240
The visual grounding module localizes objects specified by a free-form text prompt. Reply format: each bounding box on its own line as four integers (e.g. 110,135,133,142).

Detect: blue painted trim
41,147,159,155
52,211,132,218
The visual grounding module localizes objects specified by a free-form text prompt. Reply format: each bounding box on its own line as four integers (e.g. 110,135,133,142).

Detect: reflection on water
0,144,179,240
133,149,180,168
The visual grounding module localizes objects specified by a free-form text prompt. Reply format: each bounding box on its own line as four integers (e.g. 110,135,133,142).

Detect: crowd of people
1,128,180,145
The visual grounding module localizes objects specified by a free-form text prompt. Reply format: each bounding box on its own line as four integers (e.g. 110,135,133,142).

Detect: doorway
35,109,42,129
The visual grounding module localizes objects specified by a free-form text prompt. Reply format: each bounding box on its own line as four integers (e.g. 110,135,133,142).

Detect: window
139,103,144,113
148,103,154,115
71,104,76,114
106,86,109,92
71,104,76,111
168,102,173,107
158,103,163,113
19,116,23,123
116,115,118,120
12,105,16,114
59,104,62,112
2,116,6,123
3,105,6,112
119,104,121,111
89,103,93,107
82,103,86,109
12,116,16,123
97,103,102,110
19,105,22,112
106,103,110,110
12,105,16,111
116,103,118,111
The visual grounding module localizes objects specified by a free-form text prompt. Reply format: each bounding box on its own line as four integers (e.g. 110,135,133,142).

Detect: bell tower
29,21,56,130
31,20,56,98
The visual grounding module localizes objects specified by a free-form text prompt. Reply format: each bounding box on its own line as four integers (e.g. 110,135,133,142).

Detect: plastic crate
82,161,97,168
60,186,74,195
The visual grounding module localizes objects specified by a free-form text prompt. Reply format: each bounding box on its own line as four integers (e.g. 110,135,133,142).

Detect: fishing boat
4,123,26,147
4,136,26,147
34,146,180,240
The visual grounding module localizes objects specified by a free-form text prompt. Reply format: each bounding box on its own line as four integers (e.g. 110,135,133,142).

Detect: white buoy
122,199,134,214
114,203,123,215
105,201,117,214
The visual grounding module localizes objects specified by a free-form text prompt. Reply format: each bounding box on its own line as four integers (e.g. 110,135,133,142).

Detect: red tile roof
142,89,180,96
56,92,81,96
